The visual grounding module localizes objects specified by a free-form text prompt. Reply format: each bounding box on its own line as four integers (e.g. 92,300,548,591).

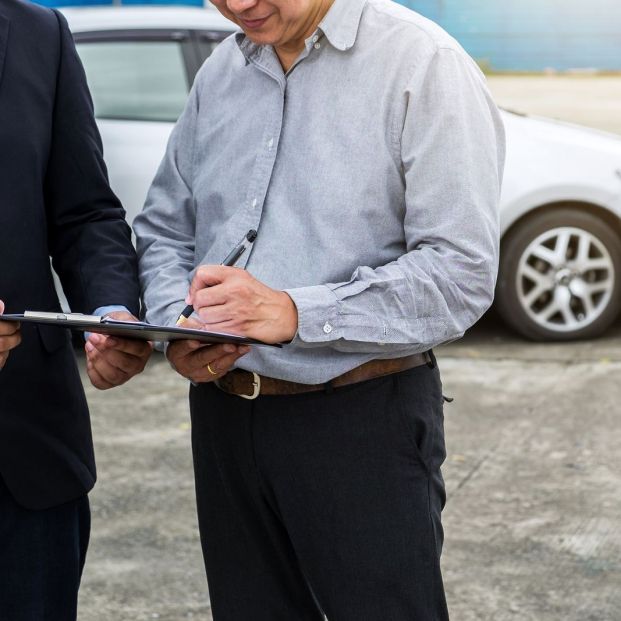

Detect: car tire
496,208,621,341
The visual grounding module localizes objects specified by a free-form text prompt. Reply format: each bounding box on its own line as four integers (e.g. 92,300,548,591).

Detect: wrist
278,291,299,342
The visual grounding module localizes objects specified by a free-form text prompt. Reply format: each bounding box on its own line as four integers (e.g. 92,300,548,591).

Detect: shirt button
312,35,319,43
314,43,321,50
323,322,332,334
267,138,274,149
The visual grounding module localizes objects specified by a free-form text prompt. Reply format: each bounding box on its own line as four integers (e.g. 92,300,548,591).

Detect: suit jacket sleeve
43,10,139,316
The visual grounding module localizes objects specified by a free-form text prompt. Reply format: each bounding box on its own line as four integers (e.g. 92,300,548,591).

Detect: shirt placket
232,48,287,270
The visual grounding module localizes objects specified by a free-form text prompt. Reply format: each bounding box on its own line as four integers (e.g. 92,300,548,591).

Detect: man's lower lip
240,16,269,30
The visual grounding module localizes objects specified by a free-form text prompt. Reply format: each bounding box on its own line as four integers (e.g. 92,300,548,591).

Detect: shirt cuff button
323,322,333,334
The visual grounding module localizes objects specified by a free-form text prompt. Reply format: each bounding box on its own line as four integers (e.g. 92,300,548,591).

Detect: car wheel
497,208,621,341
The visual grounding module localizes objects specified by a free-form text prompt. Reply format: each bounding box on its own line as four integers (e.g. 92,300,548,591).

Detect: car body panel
97,119,174,231
61,6,235,32
500,110,621,233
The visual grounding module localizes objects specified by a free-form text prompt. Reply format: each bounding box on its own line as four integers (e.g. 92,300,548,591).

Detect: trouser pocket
394,364,447,473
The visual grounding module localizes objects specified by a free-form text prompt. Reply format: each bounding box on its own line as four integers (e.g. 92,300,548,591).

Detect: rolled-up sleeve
286,46,505,353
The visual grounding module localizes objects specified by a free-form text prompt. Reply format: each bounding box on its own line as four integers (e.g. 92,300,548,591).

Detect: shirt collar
318,0,367,52
236,31,258,63
236,0,367,60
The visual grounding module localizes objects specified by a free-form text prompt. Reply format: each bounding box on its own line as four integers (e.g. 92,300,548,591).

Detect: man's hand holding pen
188,266,298,344
166,267,298,383
167,228,297,383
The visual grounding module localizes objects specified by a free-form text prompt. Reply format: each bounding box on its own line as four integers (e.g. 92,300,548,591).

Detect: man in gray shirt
135,0,504,618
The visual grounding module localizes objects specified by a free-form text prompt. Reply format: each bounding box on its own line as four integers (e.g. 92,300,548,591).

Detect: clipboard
0,312,281,348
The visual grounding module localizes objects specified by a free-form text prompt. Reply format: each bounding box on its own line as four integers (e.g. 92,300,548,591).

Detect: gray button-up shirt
134,0,505,384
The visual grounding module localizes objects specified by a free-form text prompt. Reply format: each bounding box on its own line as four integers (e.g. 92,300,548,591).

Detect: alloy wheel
516,226,615,333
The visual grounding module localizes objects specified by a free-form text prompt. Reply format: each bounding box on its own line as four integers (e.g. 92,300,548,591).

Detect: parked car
62,6,621,342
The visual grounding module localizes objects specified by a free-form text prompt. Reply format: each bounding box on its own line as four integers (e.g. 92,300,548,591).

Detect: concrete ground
77,315,621,621
435,317,621,621
76,76,621,619
487,74,621,135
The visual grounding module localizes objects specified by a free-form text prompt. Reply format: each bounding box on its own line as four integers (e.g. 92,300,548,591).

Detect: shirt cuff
86,305,131,340
284,285,339,345
94,305,131,318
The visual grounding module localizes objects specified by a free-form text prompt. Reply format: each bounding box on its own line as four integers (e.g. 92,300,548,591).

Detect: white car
62,6,621,342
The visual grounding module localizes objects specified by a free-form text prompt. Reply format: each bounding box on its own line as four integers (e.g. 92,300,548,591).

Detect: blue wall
35,0,203,6
32,0,621,71
401,0,621,71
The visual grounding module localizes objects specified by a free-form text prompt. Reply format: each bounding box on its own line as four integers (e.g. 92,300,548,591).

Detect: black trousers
190,362,449,621
0,477,90,621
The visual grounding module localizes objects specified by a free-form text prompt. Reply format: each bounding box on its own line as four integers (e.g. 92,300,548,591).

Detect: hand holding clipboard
0,299,22,370
0,312,280,348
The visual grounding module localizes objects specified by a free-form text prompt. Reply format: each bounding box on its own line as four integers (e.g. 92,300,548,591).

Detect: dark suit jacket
0,0,140,510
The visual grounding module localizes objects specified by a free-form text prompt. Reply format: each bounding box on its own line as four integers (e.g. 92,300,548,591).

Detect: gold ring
207,363,218,376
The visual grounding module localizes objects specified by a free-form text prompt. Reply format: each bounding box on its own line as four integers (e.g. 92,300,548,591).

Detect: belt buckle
239,372,261,400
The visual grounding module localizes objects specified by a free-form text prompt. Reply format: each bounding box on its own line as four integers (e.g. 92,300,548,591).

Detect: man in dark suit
0,1,152,618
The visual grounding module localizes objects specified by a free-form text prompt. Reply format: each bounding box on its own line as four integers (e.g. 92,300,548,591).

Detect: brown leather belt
215,352,432,400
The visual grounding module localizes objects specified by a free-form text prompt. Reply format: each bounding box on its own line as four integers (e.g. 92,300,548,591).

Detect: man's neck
275,0,335,72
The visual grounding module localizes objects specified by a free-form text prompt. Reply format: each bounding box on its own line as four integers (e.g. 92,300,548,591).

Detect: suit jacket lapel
0,14,9,89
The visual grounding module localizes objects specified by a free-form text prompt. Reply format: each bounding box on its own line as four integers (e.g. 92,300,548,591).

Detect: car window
198,38,224,62
76,40,189,123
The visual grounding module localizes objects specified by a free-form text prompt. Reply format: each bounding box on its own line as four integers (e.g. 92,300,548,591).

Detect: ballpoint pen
176,229,258,326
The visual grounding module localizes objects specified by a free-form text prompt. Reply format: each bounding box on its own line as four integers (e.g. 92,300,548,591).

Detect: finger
176,316,205,330
86,341,148,377
197,319,248,337
188,265,240,303
86,348,133,387
192,343,242,367
195,303,235,327
166,342,213,375
103,347,148,376
90,333,153,357
191,285,228,310
0,332,22,351
174,345,228,379
0,321,20,337
103,311,139,323
203,346,251,373
91,359,128,387
166,339,210,364
0,352,8,369
177,343,248,382
199,348,245,374
88,333,146,355
86,359,115,390
189,348,250,383
211,348,251,372
85,339,109,361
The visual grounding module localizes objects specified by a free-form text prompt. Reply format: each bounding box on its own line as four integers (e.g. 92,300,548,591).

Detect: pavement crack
447,363,571,500
450,445,498,497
